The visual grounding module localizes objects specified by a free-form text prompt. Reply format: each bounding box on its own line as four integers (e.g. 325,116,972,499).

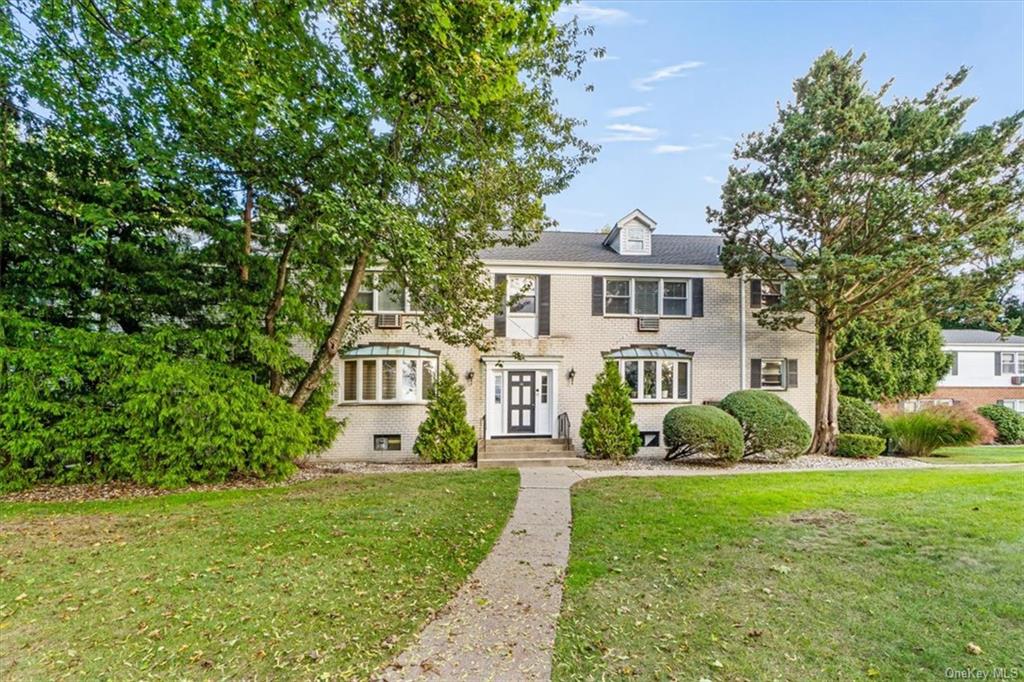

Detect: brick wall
911,386,1024,412
315,270,817,461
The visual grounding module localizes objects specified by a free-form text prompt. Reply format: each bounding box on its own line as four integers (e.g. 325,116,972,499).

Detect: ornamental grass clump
885,407,987,457
662,405,744,464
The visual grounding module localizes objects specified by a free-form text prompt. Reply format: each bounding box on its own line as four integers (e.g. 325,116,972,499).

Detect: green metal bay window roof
605,345,692,359
342,344,438,358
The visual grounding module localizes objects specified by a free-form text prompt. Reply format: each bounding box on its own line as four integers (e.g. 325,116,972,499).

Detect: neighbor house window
617,358,691,402
761,358,785,389
1000,352,1024,375
998,399,1024,414
603,278,692,317
339,351,438,403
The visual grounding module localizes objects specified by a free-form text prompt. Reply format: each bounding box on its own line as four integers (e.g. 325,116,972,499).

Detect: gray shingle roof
941,329,1024,345
479,231,724,267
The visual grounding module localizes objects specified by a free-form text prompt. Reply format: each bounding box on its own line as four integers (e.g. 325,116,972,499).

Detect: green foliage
414,362,477,463
837,317,952,402
719,390,812,460
835,433,886,458
662,405,744,463
710,49,1024,452
0,313,337,492
837,395,887,438
976,404,1024,444
580,361,641,462
885,409,984,457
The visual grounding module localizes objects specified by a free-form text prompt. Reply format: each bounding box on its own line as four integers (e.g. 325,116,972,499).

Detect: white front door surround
482,357,560,438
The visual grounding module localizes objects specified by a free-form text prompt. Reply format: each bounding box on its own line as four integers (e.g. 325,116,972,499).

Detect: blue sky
548,1,1024,235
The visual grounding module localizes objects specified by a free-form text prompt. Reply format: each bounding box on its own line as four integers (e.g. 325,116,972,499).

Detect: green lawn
0,470,518,681
554,469,1024,680
916,445,1024,464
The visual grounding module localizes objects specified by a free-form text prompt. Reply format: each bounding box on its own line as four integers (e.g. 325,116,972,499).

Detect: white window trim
506,275,538,318
617,358,692,403
999,399,1024,414
603,277,691,318
339,356,438,404
760,357,787,391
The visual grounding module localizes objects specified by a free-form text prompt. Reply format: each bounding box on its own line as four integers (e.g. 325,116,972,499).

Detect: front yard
554,468,1024,680
0,470,518,680
917,445,1024,464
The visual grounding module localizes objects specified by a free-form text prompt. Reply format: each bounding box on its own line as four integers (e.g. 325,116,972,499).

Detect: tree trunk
809,313,839,455
289,251,369,409
266,233,296,396
240,182,253,283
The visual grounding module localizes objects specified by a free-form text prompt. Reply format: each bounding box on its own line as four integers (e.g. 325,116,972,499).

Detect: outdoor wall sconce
567,367,576,384
465,370,475,382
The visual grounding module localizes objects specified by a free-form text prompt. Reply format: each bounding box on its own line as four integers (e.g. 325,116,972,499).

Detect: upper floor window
507,276,536,313
339,346,437,403
604,278,690,317
761,281,782,306
1000,352,1024,375
624,227,646,252
355,275,418,314
760,358,786,389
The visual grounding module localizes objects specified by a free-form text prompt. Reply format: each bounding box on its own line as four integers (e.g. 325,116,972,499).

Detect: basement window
373,435,401,451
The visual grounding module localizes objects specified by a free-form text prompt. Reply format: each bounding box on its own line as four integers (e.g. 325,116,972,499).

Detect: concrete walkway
380,467,580,681
379,459,1019,681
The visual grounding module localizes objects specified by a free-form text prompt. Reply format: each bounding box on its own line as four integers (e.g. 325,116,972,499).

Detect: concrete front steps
476,437,584,469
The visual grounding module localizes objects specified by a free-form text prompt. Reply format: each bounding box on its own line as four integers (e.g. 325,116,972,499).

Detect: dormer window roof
603,208,657,256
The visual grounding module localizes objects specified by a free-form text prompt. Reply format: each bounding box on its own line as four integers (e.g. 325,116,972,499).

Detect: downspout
739,275,747,389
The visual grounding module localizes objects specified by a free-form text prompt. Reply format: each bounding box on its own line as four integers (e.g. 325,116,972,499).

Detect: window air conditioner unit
376,313,402,329
1012,375,1023,386
637,317,659,332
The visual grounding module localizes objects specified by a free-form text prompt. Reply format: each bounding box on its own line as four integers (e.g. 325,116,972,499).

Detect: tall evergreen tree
579,361,641,462
709,50,1023,454
414,362,476,463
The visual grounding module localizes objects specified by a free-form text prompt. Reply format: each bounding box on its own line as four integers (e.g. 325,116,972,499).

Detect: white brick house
319,210,816,461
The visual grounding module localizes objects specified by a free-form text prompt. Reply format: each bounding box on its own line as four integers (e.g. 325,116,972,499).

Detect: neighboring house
319,209,815,461
900,329,1024,413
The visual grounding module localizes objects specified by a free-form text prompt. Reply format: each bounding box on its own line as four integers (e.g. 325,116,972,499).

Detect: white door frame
481,358,560,439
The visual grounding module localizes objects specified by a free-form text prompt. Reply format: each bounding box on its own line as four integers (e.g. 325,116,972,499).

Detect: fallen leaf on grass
966,642,982,655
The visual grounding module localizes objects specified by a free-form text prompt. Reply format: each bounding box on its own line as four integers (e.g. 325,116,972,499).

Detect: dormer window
603,209,657,256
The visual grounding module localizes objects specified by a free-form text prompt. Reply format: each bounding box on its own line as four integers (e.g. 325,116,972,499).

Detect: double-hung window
353,275,417,313
760,358,786,389
624,228,646,252
339,346,438,403
603,278,691,317
1000,352,1024,375
762,281,783,306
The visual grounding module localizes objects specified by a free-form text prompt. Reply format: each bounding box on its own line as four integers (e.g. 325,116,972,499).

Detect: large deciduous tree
709,50,1024,454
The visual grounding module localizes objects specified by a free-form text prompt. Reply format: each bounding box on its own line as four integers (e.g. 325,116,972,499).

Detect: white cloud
559,2,642,25
607,105,648,118
703,175,721,185
632,61,704,91
653,144,694,154
601,123,661,143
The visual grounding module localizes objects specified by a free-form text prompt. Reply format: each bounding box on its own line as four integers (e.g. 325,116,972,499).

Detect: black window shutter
750,279,762,308
750,358,762,388
951,352,958,376
787,358,798,388
494,274,506,337
995,352,1003,376
538,275,551,336
691,278,704,317
591,276,603,316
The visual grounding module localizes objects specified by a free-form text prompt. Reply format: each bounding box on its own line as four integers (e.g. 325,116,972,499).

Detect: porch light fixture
568,367,576,384
465,369,475,382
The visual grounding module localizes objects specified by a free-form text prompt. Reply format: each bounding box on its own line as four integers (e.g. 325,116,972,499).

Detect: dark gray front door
507,371,536,434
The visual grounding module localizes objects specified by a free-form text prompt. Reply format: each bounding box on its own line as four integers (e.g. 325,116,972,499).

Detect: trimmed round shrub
838,395,886,438
662,405,744,464
884,407,985,457
977,404,1024,444
835,433,886,458
718,390,812,460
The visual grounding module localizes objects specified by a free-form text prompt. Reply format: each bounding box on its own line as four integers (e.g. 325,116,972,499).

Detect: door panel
507,371,536,433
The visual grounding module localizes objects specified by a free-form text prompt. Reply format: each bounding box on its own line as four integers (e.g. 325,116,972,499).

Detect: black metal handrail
557,411,570,441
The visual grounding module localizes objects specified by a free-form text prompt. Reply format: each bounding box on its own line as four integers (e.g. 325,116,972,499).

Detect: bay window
614,354,692,403
338,346,439,403
603,277,691,317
